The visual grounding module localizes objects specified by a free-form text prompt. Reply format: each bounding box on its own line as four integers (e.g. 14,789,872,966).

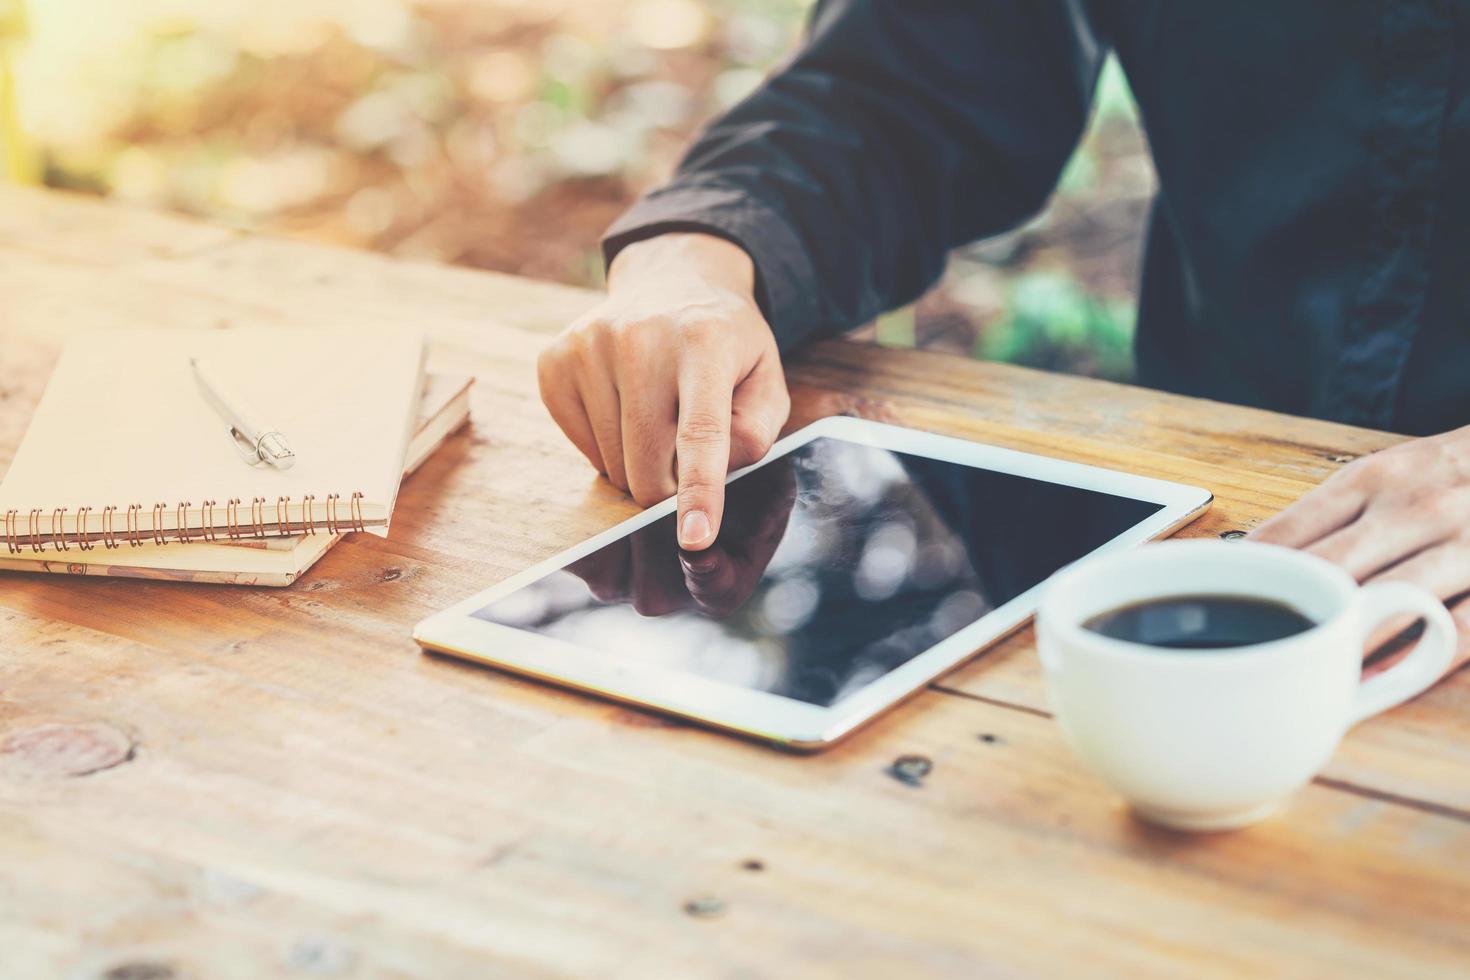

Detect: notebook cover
0,375,471,586
0,327,424,546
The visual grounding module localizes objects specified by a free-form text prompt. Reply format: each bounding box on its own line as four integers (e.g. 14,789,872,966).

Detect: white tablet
414,417,1212,750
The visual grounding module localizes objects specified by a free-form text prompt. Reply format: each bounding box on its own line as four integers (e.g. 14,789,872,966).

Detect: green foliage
1094,57,1137,121
874,307,916,348
977,271,1136,381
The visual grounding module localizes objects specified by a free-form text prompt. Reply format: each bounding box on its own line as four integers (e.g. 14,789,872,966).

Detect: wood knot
379,567,402,583
886,754,933,787
683,896,726,919
1,720,135,780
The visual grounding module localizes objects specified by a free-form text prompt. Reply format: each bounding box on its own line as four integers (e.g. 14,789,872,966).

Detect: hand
1251,426,1470,676
538,232,791,551
565,456,798,618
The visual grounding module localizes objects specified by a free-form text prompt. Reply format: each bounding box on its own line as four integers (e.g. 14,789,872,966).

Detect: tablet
414,417,1212,750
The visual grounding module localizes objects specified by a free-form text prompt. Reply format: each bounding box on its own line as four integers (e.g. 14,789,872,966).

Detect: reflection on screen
474,437,1163,706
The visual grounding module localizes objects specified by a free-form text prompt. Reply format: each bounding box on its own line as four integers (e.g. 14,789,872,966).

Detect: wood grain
2,185,1467,978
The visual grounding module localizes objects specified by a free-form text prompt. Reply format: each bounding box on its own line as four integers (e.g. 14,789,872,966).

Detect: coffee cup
1037,540,1456,831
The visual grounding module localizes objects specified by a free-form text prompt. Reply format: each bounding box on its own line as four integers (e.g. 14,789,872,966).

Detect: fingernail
680,509,712,547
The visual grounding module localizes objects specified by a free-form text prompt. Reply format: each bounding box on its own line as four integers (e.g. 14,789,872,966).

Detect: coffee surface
1084,594,1317,650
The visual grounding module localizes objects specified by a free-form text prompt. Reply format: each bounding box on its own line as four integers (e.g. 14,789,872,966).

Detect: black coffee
1083,594,1317,650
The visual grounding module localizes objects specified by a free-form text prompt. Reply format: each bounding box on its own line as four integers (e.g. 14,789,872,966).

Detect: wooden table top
1,186,1467,979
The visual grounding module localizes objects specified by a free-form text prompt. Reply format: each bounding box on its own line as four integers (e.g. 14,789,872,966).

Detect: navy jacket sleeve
603,0,1108,350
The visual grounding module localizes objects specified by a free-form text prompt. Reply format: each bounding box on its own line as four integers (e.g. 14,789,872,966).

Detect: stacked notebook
0,328,471,586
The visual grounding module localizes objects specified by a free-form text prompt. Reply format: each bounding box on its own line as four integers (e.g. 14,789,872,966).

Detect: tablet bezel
413,416,1213,750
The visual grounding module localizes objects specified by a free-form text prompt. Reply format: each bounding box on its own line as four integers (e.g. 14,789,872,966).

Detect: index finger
674,357,737,550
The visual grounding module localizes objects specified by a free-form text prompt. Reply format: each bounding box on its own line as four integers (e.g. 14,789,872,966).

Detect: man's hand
1252,425,1470,674
538,233,790,550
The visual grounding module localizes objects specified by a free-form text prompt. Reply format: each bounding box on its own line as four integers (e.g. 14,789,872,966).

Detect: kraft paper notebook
0,328,425,549
0,374,473,586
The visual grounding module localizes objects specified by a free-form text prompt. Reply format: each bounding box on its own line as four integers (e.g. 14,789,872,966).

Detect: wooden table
1,186,1467,979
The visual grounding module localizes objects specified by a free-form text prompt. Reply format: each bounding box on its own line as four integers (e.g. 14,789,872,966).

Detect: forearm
606,0,1108,350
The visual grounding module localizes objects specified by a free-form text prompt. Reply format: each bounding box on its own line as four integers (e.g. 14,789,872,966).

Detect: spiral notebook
0,328,424,551
0,374,472,586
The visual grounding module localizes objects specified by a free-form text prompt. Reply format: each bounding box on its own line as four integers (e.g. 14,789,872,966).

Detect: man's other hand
1252,426,1470,675
538,233,790,551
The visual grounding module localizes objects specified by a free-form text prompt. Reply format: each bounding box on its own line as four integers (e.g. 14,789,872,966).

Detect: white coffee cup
1037,540,1456,831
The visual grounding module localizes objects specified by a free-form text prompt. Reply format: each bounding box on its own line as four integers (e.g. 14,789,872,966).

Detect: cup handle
1348,581,1458,726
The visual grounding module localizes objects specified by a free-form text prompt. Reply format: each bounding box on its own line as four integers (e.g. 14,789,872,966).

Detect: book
0,374,472,586
0,327,425,546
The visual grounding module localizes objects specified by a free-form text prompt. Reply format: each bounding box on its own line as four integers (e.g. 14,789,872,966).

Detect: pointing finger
674,339,737,551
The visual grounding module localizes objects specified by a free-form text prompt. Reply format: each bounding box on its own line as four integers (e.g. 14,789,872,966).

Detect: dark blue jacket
606,1,1470,436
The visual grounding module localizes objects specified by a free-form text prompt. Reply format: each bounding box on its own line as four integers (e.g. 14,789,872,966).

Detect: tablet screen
474,436,1163,707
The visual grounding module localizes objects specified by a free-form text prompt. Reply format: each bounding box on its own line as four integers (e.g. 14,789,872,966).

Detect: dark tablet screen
474,436,1163,706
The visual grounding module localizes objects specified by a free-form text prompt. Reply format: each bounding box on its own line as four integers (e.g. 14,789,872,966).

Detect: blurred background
0,0,1155,380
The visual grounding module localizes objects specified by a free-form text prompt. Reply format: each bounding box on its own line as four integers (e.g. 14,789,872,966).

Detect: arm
541,1,1108,549
606,0,1108,348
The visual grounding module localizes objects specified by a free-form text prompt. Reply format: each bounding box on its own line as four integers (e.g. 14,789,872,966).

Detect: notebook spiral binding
3,491,365,554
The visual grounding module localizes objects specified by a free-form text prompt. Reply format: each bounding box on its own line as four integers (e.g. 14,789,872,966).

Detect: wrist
607,232,757,303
